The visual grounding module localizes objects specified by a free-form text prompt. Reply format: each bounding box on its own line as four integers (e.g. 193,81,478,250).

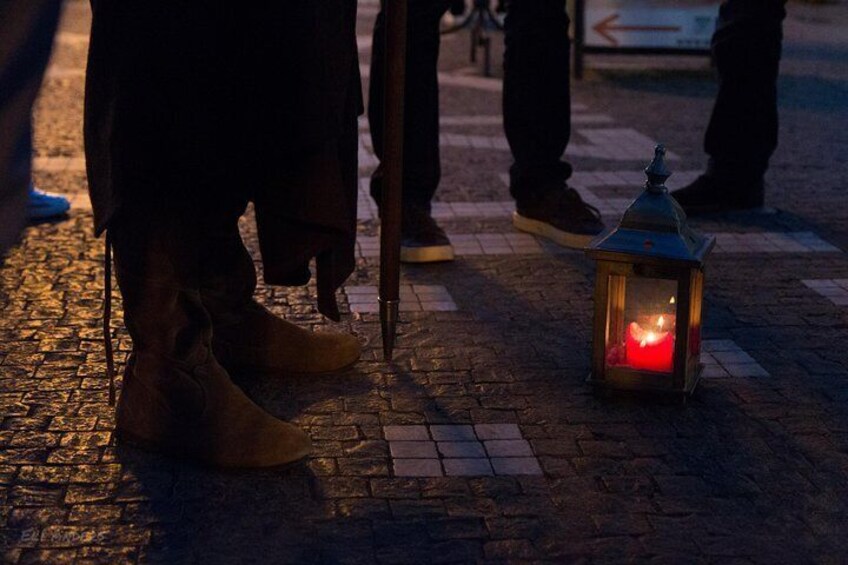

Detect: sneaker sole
400,244,455,263
512,212,598,250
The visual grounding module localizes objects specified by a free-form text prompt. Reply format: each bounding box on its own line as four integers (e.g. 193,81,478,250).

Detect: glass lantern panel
605,275,678,374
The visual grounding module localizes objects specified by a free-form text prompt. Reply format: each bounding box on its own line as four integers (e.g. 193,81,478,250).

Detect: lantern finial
645,145,671,192
589,144,715,265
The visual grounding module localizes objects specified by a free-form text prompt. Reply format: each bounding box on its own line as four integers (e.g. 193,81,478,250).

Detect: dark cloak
83,1,362,319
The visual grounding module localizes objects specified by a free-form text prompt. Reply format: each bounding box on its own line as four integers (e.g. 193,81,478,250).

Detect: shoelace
104,232,116,406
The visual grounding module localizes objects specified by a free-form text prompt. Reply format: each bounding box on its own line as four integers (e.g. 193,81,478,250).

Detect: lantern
586,145,714,398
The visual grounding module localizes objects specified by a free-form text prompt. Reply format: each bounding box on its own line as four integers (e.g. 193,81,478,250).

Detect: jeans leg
704,0,787,182
0,0,62,253
368,0,452,213
503,0,572,203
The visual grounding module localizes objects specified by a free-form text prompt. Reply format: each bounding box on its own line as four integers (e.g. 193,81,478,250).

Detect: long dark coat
83,1,362,319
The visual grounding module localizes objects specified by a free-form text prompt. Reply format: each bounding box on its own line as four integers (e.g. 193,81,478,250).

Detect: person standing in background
368,0,604,264
0,0,63,254
672,0,788,215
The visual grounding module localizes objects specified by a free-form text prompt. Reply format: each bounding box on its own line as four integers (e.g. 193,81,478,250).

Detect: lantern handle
645,144,671,193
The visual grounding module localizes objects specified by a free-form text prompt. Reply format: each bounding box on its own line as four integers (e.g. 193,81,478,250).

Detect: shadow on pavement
114,364,378,564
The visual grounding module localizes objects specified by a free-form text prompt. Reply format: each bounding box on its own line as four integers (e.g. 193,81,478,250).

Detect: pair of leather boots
110,210,360,468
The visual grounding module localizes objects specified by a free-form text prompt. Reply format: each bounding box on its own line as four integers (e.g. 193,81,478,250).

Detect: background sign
584,1,721,50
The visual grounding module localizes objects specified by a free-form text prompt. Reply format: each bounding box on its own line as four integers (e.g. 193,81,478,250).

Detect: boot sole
400,244,455,263
114,428,310,470
512,212,598,250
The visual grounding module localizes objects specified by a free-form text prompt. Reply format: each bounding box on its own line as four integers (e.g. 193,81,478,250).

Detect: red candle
626,321,674,373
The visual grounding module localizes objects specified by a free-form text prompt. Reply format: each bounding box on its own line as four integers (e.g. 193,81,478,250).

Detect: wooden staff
379,0,408,361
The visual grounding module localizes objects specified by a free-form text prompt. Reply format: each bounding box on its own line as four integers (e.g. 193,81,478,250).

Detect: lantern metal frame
586,146,714,398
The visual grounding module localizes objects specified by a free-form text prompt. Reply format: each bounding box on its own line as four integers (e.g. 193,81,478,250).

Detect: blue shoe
27,185,71,222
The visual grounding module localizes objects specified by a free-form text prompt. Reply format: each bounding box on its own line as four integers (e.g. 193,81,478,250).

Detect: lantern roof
587,145,714,267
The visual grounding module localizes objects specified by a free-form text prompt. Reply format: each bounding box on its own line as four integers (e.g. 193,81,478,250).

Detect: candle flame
657,316,665,330
669,296,676,304
641,331,657,347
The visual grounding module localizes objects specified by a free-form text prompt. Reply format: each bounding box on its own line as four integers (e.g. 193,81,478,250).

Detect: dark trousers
0,0,62,254
369,0,452,213
705,0,787,183
368,0,572,211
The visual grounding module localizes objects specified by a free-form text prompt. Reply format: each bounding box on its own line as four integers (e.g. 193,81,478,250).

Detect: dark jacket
84,1,362,319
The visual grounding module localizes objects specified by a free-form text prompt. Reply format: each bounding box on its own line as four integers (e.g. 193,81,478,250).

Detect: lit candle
625,320,674,373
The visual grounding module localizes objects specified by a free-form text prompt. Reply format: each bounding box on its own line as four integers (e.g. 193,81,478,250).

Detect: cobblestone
3,0,848,562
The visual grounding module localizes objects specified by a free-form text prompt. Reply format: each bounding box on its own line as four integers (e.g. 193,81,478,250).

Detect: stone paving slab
713,231,841,253
359,129,676,165
345,285,458,313
355,233,544,258
359,170,701,221
385,425,544,478
802,279,848,306
357,182,515,222
354,231,841,259
438,113,614,127
701,340,771,378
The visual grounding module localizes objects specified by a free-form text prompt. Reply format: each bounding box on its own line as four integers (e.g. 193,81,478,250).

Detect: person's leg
504,0,604,248
503,0,571,200
706,0,786,181
369,0,456,263
110,201,311,468
368,0,451,212
0,0,61,253
672,0,786,214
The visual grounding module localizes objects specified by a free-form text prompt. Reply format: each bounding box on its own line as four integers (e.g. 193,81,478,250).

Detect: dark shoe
400,207,455,263
671,174,764,216
513,187,605,249
211,300,362,375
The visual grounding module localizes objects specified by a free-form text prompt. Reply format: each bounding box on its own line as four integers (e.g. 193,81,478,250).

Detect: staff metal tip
379,298,399,361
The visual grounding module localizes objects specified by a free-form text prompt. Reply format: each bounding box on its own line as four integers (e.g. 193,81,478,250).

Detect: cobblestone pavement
3,1,848,563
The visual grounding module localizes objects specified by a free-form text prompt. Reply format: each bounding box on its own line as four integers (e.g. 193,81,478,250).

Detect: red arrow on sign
592,14,683,47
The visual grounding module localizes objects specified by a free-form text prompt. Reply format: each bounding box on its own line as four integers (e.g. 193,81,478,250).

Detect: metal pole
379,0,408,361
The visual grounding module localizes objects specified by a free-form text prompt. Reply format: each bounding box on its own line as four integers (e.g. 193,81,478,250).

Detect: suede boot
211,300,362,375
111,216,311,468
199,222,361,375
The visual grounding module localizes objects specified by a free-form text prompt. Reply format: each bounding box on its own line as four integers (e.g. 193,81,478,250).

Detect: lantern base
586,364,702,401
